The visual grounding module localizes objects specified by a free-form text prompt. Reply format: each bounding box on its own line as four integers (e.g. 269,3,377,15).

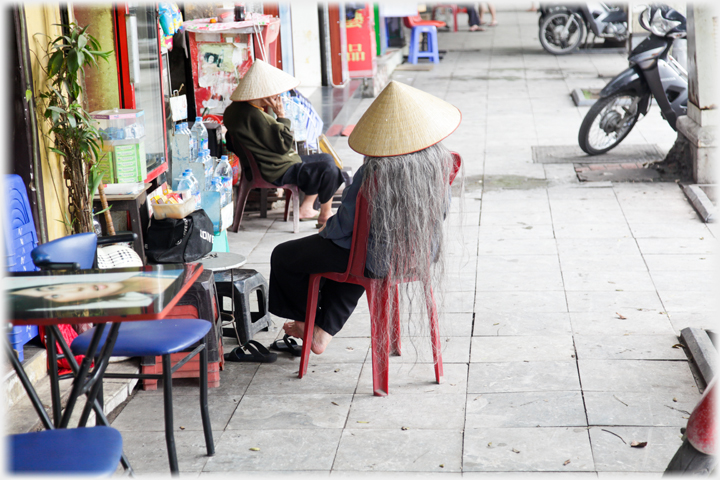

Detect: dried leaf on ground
249,447,260,451
179,426,185,430
672,344,685,349
631,441,648,448
564,460,571,466
616,312,627,319
331,401,339,406
357,421,369,424
401,426,408,430
512,448,520,454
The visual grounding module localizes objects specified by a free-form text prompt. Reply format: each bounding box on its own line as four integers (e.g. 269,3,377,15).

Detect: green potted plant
35,23,114,234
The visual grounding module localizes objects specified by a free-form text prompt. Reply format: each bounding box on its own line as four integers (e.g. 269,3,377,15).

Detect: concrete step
2,345,47,411
3,344,139,434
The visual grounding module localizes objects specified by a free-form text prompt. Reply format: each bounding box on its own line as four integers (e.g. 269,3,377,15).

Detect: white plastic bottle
209,176,226,207
201,149,215,190
190,117,208,159
177,169,201,210
213,155,233,205
180,122,195,160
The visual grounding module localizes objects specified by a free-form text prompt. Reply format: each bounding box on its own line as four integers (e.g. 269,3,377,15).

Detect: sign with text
345,4,377,78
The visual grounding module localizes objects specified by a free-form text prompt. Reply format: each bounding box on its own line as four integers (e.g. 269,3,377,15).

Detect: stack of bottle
170,118,234,233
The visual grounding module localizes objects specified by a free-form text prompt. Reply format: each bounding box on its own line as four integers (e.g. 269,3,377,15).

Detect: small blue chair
9,426,123,475
404,15,445,64
71,318,215,474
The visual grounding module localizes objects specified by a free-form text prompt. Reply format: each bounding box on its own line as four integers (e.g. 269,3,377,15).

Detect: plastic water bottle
177,169,201,210
209,176,226,206
191,117,208,159
213,155,233,205
201,149,215,190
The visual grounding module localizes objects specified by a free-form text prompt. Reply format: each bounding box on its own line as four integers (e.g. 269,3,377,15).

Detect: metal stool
214,269,271,347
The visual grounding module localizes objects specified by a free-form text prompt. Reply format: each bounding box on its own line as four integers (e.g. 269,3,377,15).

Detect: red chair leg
299,274,322,378
425,283,444,384
390,284,401,356
370,281,390,396
230,178,253,232
453,6,458,32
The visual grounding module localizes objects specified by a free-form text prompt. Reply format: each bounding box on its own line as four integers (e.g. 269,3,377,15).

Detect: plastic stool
408,24,440,64
214,269,271,345
9,426,123,475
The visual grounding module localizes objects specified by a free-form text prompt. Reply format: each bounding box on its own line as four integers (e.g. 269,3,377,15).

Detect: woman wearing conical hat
224,60,343,226
269,81,462,355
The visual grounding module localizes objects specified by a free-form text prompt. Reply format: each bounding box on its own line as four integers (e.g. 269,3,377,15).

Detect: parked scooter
538,2,628,55
664,378,716,475
578,4,687,155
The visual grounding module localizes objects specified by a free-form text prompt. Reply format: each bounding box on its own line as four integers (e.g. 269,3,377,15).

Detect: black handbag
145,209,214,263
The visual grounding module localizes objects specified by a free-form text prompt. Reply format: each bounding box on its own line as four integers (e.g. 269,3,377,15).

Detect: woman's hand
267,95,285,118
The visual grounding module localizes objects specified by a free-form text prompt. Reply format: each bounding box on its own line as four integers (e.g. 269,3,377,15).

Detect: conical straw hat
230,59,300,102
348,81,461,157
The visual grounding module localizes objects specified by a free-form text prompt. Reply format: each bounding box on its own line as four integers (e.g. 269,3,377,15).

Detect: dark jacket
223,101,301,183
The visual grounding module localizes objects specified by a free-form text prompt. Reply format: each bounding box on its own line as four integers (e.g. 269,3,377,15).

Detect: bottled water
209,176,226,207
177,122,195,160
177,169,201,210
201,150,215,190
190,117,208,159
213,155,233,205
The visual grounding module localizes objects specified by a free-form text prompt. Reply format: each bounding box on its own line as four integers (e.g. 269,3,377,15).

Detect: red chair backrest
342,152,462,280
236,142,276,188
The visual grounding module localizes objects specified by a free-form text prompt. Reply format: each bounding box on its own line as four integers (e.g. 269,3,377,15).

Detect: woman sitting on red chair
223,60,343,226
269,81,462,355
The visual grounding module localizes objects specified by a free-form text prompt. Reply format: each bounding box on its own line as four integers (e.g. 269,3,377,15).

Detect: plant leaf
89,169,104,198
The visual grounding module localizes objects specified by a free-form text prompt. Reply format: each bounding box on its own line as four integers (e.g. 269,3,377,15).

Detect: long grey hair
361,142,456,359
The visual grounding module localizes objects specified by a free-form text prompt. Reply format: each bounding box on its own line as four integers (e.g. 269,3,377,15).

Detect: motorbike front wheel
539,12,586,55
578,93,644,155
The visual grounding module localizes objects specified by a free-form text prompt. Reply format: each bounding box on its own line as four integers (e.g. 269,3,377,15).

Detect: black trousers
462,4,481,26
269,234,365,336
273,153,343,204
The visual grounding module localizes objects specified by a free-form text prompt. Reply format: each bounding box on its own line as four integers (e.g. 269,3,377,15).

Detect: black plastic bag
145,209,214,263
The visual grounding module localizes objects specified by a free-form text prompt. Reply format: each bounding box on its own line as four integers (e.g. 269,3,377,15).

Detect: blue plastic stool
71,319,214,474
408,25,440,64
9,426,123,475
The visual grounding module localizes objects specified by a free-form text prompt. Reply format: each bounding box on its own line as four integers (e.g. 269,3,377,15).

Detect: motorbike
538,2,628,55
664,378,716,475
578,4,687,155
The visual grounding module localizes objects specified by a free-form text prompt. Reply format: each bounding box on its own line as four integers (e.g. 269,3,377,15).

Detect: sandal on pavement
224,340,278,363
269,334,302,357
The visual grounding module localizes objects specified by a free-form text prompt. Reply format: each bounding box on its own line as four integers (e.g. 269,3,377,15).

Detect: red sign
345,4,376,78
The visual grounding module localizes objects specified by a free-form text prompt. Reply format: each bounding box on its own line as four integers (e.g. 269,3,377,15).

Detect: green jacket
223,101,301,183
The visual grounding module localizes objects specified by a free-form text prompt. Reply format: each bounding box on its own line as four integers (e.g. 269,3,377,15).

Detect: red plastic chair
298,153,462,396
403,15,446,29
431,5,469,32
229,142,300,233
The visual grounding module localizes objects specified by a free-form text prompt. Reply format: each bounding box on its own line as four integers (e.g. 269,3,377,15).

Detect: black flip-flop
269,334,303,357
224,340,278,363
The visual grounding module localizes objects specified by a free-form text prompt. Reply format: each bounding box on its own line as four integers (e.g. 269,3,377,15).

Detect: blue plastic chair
5,174,41,360
5,174,39,273
71,318,215,474
9,426,123,475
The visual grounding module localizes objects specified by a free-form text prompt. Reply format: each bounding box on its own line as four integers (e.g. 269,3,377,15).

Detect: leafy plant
35,23,112,234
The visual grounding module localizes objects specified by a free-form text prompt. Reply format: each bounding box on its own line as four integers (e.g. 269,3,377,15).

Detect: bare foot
283,321,333,355
469,25,485,31
299,207,319,220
